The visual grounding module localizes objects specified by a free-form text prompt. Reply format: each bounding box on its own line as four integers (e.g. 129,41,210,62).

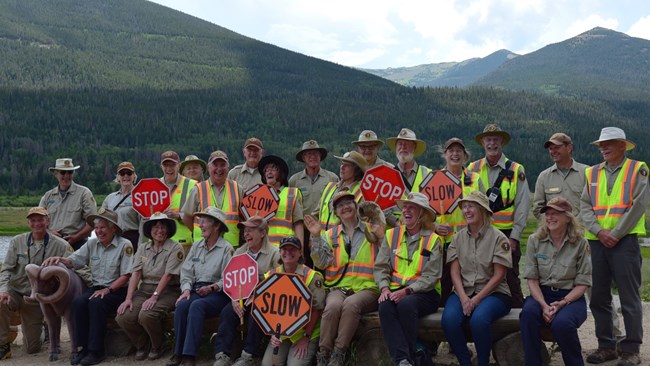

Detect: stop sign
132,178,171,218
222,253,259,301
240,183,280,220
360,165,406,210
252,273,312,337
419,170,462,215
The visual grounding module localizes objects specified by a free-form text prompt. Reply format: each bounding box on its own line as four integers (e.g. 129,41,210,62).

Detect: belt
541,285,566,292
192,282,211,291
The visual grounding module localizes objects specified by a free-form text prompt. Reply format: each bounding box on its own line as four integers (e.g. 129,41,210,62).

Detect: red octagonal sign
419,170,462,215
132,178,171,218
222,253,259,302
360,165,406,210
252,273,312,337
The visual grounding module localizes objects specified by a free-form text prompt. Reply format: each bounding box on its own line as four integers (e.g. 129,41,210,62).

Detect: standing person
43,209,134,366
315,151,367,231
182,151,243,248
580,127,648,366
40,158,97,250
228,137,265,191
212,216,280,366
441,191,512,366
467,124,530,308
115,213,184,361
180,155,207,182
0,208,73,360
305,190,384,366
351,130,394,169
521,197,591,366
374,192,442,366
159,151,197,251
168,207,233,366
100,161,141,248
434,138,484,305
259,155,305,247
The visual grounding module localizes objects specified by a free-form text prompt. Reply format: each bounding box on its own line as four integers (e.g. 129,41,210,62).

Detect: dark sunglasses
119,171,133,176
58,170,74,175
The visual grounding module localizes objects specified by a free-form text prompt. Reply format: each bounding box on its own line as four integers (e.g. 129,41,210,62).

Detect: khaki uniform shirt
523,234,592,289
310,219,367,270
235,240,280,282
181,179,244,217
447,223,512,296
367,157,395,170
374,228,443,293
39,182,97,236
101,190,140,232
580,158,650,239
0,233,72,295
395,161,426,189
228,164,262,192
68,235,133,288
131,238,184,286
180,237,233,292
289,168,339,216
533,159,588,219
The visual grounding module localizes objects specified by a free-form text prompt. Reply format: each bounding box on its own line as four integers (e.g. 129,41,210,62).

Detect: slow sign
131,178,171,218
240,183,280,220
360,165,406,210
252,273,312,337
222,253,258,302
419,170,462,215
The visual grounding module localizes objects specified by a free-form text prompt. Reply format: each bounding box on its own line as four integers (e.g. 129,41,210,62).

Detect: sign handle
439,201,445,223
239,284,244,340
273,323,281,355
150,204,154,217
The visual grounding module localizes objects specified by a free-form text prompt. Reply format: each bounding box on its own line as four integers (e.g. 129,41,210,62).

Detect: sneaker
617,352,641,366
148,345,166,361
70,349,88,365
316,349,330,366
213,352,233,366
0,344,10,360
232,351,255,366
328,348,346,366
166,354,183,366
398,360,413,366
135,346,149,361
587,348,618,364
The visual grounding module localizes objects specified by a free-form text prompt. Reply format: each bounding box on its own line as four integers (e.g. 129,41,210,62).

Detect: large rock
492,331,550,366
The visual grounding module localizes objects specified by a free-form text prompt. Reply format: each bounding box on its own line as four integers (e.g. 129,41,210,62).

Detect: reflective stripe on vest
268,187,301,246
584,159,647,240
437,170,481,243
467,158,520,230
391,166,431,222
168,176,196,246
194,179,241,247
322,224,378,292
318,182,363,231
386,226,440,292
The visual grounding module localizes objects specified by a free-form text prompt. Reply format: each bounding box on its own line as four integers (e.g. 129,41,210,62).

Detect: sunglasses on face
119,171,133,176
58,170,74,175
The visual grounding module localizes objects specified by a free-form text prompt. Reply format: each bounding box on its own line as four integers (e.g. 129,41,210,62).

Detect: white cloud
564,14,619,39
628,16,650,40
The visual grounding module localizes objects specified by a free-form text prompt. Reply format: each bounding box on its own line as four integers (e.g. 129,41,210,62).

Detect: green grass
0,207,30,236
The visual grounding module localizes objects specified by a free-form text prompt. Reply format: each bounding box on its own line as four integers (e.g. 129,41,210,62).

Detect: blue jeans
213,302,265,356
520,289,587,366
441,292,511,366
173,291,230,357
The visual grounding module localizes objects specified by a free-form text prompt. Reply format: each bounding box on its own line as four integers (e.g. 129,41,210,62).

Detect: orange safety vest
194,179,241,247
267,187,302,246
318,181,363,231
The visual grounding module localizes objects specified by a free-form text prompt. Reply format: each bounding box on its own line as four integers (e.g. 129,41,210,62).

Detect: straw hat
386,128,427,157
48,158,80,172
352,130,384,147
143,212,177,240
591,127,635,151
334,151,368,172
180,155,207,173
458,191,493,215
474,124,511,145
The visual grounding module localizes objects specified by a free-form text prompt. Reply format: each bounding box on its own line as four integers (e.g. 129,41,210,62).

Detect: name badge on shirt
91,256,100,261
192,257,200,262
535,253,548,260
548,187,560,193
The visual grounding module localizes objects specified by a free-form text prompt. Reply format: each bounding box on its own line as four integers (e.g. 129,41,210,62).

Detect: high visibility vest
584,158,647,240
317,181,363,231
267,187,302,247
321,223,378,292
467,158,521,230
385,226,441,293
166,175,196,248
193,179,241,247
265,265,320,343
437,170,482,243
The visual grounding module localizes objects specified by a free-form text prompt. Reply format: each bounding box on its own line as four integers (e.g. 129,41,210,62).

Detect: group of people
0,124,646,366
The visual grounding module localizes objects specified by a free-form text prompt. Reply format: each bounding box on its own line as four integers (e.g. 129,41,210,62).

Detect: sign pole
273,323,281,355
239,284,244,340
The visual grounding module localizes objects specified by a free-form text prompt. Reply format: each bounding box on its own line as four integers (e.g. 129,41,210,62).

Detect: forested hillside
1,1,649,196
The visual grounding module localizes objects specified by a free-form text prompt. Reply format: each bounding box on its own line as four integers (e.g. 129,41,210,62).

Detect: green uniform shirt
180,237,233,293
523,234,592,289
131,238,184,286
228,164,262,192
533,159,587,219
68,235,133,288
234,240,280,282
39,182,97,236
288,168,339,216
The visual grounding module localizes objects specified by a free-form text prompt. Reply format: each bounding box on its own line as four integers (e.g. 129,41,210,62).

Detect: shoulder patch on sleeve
176,250,184,261
640,168,648,177
125,246,133,256
500,240,510,252
314,279,322,288
518,172,526,181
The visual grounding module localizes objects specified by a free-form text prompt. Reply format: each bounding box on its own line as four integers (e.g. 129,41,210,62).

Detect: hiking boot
316,349,330,366
0,344,10,360
135,346,150,361
80,351,106,366
70,349,88,365
398,360,413,366
587,348,618,364
232,351,255,366
166,354,183,366
148,345,166,361
617,352,641,366
328,348,346,366
213,352,233,366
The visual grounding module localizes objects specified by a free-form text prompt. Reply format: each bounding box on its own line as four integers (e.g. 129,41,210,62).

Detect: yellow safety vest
268,187,302,247
167,175,196,248
584,158,647,240
390,165,431,223
194,180,241,247
467,158,521,230
385,226,441,293
321,223,379,293
436,170,482,243
317,181,363,231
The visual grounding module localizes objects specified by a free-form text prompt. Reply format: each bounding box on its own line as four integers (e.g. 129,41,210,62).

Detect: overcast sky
149,0,650,69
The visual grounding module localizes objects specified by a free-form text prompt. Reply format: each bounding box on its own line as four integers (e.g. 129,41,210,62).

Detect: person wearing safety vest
352,130,394,169
375,192,442,366
441,190,512,366
466,124,529,308
306,190,384,366
385,128,432,228
433,138,485,306
259,155,305,248
158,150,197,252
261,236,326,366
580,127,649,366
181,150,243,249
314,151,367,232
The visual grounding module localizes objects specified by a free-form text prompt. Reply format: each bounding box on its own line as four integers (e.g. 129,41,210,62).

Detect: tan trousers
0,289,43,353
114,283,179,351
318,289,378,352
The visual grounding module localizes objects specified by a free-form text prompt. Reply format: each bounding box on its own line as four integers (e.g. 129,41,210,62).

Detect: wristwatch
153,291,160,297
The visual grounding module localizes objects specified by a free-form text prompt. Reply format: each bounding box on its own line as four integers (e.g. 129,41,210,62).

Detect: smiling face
357,143,380,163
55,170,74,190
339,162,355,183
182,162,204,181
209,159,229,186
544,208,570,233
150,221,169,243
334,197,356,221
118,169,135,189
396,140,416,164
302,150,321,169
444,143,467,170
548,143,572,165
481,135,504,160
199,217,219,239
280,244,301,266
28,214,49,238
461,201,484,227
94,219,117,246
161,160,179,183
264,163,281,187
401,202,422,228
243,146,263,168
243,227,265,250
598,140,627,165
